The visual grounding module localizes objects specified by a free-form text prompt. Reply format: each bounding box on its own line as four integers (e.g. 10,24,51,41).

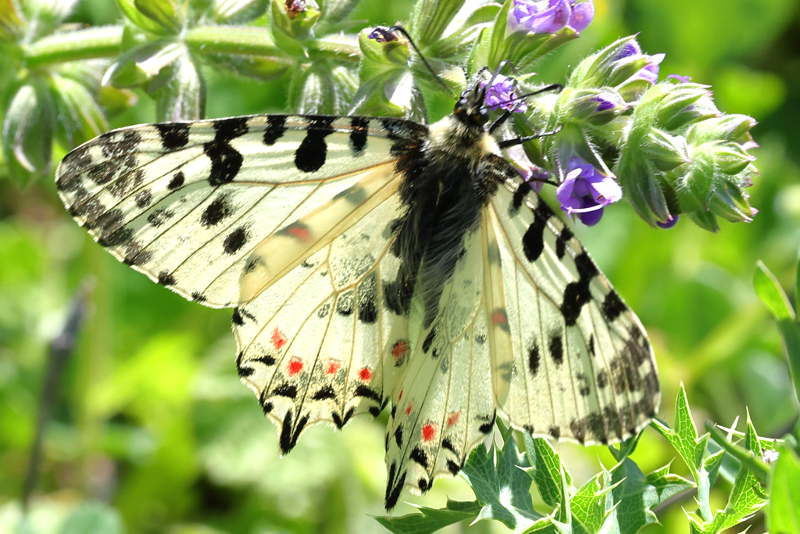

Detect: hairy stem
24,26,124,67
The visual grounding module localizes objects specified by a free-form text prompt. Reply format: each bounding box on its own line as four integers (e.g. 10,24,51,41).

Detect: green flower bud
687,114,757,144
642,129,690,171
654,83,712,129
714,142,756,175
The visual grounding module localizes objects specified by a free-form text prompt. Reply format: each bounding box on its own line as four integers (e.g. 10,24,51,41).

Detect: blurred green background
1,0,799,532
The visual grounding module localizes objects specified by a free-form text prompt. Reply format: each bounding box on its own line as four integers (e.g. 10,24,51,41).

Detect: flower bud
561,87,627,125
642,129,690,171
687,114,757,144
653,83,712,128
714,142,756,175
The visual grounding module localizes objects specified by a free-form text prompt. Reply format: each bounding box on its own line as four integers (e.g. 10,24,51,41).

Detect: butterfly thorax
388,113,505,327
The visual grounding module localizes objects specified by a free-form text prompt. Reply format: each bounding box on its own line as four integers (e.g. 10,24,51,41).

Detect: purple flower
510,0,594,34
656,214,679,229
611,39,664,84
556,157,621,225
505,145,548,192
481,74,527,112
368,26,398,43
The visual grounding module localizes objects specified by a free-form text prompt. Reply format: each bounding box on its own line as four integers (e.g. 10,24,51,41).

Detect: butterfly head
453,81,489,130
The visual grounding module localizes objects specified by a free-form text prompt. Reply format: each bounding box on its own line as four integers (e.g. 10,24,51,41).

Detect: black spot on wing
555,227,572,259
394,426,403,447
168,171,185,190
200,194,233,227
549,334,563,365
263,115,286,145
223,226,248,254
385,462,406,510
349,117,369,155
273,383,297,399
158,271,176,286
231,308,244,325
134,189,152,208
204,118,248,185
156,123,190,149
422,329,436,354
560,252,599,326
354,384,381,403
295,117,335,172
410,447,429,469
522,202,550,262
602,290,627,321
512,181,532,212
311,385,336,400
528,342,540,375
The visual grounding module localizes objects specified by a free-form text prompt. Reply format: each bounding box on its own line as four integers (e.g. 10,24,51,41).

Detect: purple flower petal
556,157,621,225
568,1,594,32
668,74,691,83
511,0,573,34
481,74,527,112
656,214,679,229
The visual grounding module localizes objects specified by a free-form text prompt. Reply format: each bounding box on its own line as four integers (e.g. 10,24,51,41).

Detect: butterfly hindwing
486,171,660,444
233,184,411,448
56,114,426,307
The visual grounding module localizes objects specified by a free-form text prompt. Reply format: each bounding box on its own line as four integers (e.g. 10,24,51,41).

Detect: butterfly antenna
388,25,453,95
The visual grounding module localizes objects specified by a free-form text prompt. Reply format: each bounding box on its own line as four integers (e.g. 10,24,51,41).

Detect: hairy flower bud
561,87,627,125
642,129,690,171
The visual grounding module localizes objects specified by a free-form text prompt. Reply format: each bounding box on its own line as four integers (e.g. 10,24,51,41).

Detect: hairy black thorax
388,114,504,326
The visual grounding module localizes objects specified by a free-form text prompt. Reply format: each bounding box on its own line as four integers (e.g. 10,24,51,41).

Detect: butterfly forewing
55,115,425,307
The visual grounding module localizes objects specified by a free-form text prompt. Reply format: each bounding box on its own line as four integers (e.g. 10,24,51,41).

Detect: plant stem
24,26,124,68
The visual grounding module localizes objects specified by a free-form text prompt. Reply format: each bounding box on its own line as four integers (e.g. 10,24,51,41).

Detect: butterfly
55,72,659,509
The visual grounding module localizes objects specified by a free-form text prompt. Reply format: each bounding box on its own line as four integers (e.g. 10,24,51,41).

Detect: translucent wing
384,224,496,507
56,114,426,307
486,167,660,444
233,187,417,451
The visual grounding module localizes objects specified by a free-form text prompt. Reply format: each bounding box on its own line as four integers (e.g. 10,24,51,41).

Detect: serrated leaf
607,459,693,534
570,470,611,534
754,261,796,321
374,500,481,534
152,51,205,120
461,432,541,530
58,502,122,534
768,447,800,534
212,0,267,23
408,0,464,45
651,384,707,479
1,81,55,184
524,435,568,510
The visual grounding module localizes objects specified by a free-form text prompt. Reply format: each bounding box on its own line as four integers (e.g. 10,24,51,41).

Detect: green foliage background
1,0,799,532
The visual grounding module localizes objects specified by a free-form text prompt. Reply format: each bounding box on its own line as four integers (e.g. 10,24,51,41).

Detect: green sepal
107,40,184,88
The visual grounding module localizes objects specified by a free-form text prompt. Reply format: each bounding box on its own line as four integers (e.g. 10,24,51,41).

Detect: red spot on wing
288,357,304,376
358,366,373,382
287,225,311,241
491,309,507,326
271,328,287,350
326,359,341,374
446,411,460,427
391,340,409,358
404,403,412,416
421,423,437,442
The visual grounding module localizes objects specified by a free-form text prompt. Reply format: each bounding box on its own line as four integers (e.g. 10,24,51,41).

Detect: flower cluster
481,75,528,112
510,0,595,34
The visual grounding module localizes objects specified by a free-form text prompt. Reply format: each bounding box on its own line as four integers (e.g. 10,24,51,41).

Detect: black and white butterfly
55,73,659,509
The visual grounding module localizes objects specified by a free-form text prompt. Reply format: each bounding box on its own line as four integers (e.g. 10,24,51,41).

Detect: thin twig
21,281,92,512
